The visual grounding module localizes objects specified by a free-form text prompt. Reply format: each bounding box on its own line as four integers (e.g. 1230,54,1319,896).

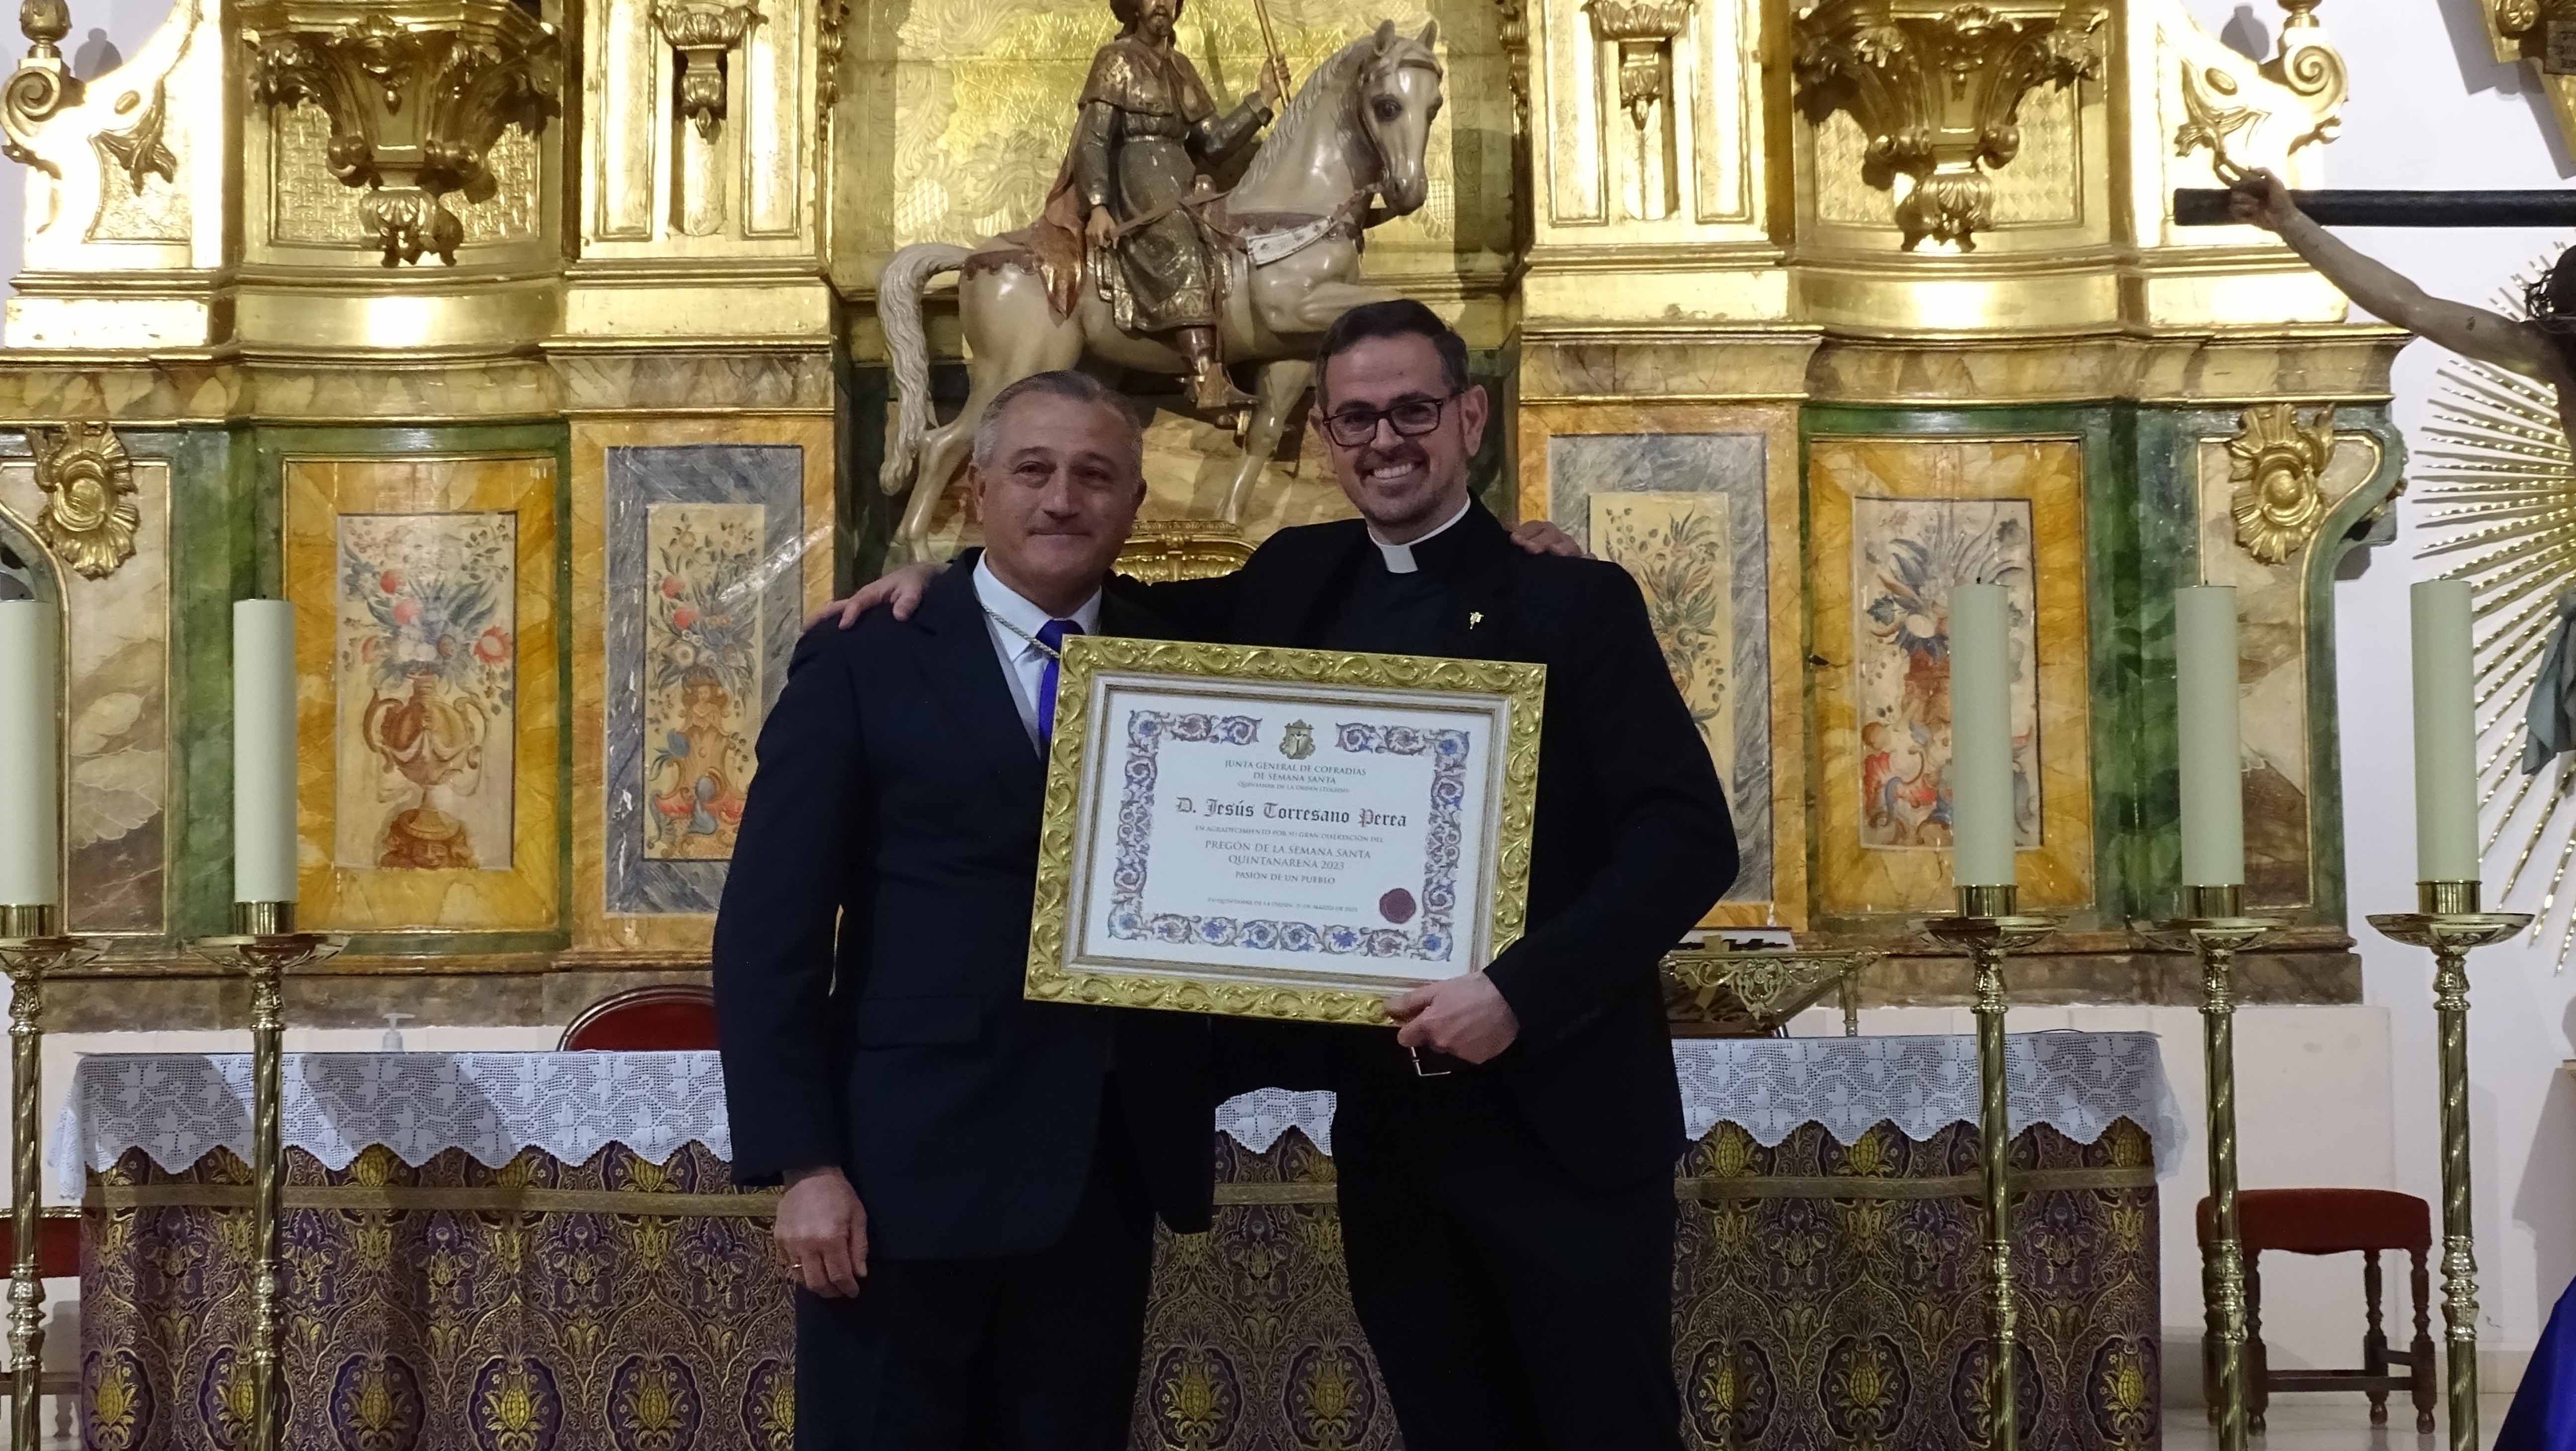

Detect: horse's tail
878,242,973,496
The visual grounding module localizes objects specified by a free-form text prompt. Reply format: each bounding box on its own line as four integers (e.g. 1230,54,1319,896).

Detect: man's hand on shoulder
805,561,944,632
777,1165,870,1297
1509,518,1588,559
1386,972,1520,1063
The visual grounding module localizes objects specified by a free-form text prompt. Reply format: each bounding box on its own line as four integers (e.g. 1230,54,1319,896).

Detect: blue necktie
1036,618,1082,743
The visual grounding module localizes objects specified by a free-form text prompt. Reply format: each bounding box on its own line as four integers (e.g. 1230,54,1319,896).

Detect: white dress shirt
973,554,1103,749
1368,496,1473,574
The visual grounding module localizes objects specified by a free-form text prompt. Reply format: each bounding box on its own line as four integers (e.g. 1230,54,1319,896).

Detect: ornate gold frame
565,417,835,960
1808,433,2095,917
1513,400,1806,928
283,452,561,931
1027,636,1545,1024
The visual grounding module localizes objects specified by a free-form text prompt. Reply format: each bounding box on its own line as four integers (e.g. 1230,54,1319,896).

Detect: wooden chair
558,983,719,1051
2196,1187,2436,1434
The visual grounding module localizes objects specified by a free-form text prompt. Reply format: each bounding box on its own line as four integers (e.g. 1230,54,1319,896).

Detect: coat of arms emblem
1280,720,1316,760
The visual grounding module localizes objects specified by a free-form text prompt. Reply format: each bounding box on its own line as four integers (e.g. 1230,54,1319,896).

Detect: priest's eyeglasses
1319,393,1461,447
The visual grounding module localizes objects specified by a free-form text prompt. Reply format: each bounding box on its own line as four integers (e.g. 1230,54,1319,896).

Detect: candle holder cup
1919,884,2058,1451
2367,880,2528,1451
2145,884,2281,1451
188,903,344,1451
0,904,91,1451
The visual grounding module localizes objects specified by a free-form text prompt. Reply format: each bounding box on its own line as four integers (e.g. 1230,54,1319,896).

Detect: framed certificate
1028,636,1546,1024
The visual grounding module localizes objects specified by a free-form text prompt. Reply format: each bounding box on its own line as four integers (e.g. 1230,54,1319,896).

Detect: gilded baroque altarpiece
0,0,2403,1010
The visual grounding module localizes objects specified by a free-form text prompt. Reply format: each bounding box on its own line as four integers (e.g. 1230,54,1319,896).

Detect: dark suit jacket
1125,502,1738,1187
713,556,1215,1260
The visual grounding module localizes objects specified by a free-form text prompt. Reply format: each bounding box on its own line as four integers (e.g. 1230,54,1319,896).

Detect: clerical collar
972,553,1101,644
1369,498,1472,575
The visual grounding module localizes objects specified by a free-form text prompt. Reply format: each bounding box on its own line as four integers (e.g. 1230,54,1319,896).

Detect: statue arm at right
2232,170,2564,383
1075,100,1120,243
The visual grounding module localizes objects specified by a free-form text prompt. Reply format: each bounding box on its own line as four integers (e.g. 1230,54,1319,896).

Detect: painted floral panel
1849,497,2040,852
1592,493,1734,787
643,503,762,861
333,513,518,872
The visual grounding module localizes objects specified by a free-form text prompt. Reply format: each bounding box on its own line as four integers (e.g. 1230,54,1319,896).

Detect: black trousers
1335,1069,1683,1451
793,1113,1157,1451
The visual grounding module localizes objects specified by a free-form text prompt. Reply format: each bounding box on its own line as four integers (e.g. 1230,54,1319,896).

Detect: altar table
61,1034,2175,1451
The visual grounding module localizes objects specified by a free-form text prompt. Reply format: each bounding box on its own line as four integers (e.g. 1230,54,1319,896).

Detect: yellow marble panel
567,416,836,961
1808,435,2093,917
285,454,560,931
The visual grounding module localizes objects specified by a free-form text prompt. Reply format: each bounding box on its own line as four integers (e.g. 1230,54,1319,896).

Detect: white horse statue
876,20,1447,562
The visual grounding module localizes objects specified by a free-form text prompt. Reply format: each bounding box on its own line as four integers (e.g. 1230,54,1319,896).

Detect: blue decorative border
604,444,805,916
1105,712,1468,961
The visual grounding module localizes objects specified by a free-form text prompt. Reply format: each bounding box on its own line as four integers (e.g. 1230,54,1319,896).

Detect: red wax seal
1379,888,1417,924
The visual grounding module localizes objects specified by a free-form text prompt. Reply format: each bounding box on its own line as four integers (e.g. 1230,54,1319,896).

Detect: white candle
2411,580,2481,884
2175,586,2245,887
232,601,298,904
1949,582,2016,888
0,601,59,907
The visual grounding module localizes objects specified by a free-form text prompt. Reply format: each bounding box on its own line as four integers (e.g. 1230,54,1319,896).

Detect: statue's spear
1248,0,1290,105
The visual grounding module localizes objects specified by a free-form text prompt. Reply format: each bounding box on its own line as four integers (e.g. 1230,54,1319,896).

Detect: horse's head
1358,19,1444,217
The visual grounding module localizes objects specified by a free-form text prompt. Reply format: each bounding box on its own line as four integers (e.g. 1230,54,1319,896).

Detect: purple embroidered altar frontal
66,1043,2164,1450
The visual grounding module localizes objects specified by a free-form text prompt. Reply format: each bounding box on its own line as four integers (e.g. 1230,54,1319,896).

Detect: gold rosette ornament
27,420,138,579
2224,403,2335,565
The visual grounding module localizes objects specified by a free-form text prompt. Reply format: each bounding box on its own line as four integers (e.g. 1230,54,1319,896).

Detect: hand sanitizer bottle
380,1012,413,1052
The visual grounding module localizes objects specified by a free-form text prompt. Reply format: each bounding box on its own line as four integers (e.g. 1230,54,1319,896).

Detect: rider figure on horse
1036,0,1286,415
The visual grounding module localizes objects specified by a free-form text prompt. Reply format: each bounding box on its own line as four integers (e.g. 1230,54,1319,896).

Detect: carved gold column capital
1586,0,1690,130
27,420,138,581
242,0,562,266
1792,0,2105,251
653,0,760,141
2225,402,2336,564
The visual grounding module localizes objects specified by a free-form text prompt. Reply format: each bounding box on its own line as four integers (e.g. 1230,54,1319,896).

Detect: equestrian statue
876,0,1448,562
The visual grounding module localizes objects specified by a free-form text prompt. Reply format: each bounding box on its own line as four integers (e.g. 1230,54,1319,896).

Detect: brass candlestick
188,902,343,1451
1919,883,2057,1451
0,904,92,1451
2367,879,2528,1451
2149,884,2280,1451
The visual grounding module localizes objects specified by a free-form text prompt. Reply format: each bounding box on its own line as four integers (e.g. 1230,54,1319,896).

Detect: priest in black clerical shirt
837,301,1736,1451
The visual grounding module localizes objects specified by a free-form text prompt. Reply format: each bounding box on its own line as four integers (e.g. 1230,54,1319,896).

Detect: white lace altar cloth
1215,1031,2185,1175
56,1031,2182,1198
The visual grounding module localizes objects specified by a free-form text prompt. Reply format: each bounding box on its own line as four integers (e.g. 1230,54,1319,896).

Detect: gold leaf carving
2175,63,2261,178
2226,402,2335,564
244,0,561,264
1791,0,2104,250
274,101,537,247
26,420,139,581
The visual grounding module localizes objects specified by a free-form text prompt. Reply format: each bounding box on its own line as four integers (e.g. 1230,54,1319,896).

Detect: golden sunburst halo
2416,262,2576,968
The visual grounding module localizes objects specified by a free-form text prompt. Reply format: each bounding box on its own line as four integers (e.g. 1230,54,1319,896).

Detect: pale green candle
2411,580,2480,883
0,601,59,907
233,600,298,904
1949,583,2016,888
2175,586,2244,887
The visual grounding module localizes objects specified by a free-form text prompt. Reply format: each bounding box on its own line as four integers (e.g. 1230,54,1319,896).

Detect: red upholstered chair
2196,1187,2436,1434
558,983,719,1051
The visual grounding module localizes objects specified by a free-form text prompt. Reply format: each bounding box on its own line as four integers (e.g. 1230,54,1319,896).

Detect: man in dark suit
713,369,1214,1451
835,302,1736,1450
